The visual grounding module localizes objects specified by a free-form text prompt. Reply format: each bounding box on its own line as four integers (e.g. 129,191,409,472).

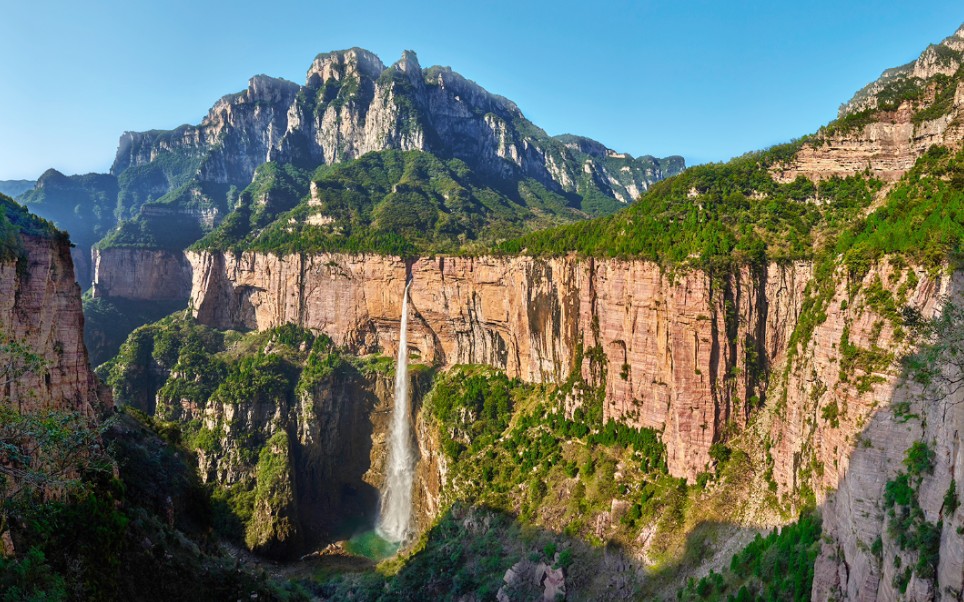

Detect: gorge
3,17,964,602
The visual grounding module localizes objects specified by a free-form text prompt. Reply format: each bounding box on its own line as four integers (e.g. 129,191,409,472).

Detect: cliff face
111,49,682,208
0,233,107,415
156,355,439,557
767,262,941,496
188,251,810,480
804,270,962,601
184,228,962,600
773,95,964,183
91,247,193,302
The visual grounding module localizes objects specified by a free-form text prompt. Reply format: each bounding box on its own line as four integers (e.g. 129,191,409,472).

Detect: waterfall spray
376,279,414,543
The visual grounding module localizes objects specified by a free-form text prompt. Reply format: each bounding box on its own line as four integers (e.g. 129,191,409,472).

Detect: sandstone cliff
187,251,813,480
0,232,107,415
805,270,963,601
91,247,193,302
775,24,964,184
773,93,964,183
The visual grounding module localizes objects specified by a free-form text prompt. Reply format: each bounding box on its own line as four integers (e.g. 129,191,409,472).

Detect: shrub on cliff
677,511,821,602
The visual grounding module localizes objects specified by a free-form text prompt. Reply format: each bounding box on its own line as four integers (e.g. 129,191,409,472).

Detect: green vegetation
0,193,63,262
500,141,881,269
83,295,187,367
834,145,964,273
101,311,227,413
0,329,307,600
194,149,589,257
320,361,764,599
103,317,364,553
427,366,668,519
246,430,297,553
196,162,311,251
783,143,964,386
882,441,941,592
422,363,760,584
96,180,232,251
0,408,312,602
678,512,821,602
17,170,117,256
114,145,204,219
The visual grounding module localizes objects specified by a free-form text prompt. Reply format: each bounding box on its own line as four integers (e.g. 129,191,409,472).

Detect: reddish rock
188,251,810,480
0,235,108,415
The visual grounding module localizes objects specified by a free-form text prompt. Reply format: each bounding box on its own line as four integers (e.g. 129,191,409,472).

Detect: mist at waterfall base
345,281,415,559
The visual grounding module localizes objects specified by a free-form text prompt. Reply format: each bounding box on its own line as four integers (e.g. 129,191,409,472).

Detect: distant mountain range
0,179,35,198
16,48,684,283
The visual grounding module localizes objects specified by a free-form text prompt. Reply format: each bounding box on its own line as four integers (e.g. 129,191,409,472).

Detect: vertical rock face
187,251,810,479
160,362,440,558
0,234,107,415
801,270,963,601
107,48,683,206
773,98,964,183
588,261,811,478
91,247,193,301
768,262,942,497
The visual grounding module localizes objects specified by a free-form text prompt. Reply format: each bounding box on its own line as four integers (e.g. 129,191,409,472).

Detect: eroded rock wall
159,362,438,557
0,235,107,415
92,247,193,301
188,251,810,479
773,84,964,183
804,270,964,601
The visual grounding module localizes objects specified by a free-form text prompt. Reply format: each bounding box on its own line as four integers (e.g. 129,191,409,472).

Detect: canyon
5,19,964,602
185,250,810,481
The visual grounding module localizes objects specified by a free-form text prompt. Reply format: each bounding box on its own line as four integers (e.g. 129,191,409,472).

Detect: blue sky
1,0,962,179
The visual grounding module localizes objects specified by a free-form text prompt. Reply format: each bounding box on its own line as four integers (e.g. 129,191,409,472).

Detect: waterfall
376,279,414,543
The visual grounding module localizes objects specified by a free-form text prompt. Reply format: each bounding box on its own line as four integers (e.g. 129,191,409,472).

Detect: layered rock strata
158,362,439,557
188,251,812,480
0,234,107,415
91,247,193,301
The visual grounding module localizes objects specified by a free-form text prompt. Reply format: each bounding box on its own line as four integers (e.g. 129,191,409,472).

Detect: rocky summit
4,17,964,602
19,48,683,290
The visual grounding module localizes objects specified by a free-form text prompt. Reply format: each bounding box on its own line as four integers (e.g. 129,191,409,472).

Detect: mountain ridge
20,47,683,291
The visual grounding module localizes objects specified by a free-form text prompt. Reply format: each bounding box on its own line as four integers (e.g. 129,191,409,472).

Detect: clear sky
1,0,962,180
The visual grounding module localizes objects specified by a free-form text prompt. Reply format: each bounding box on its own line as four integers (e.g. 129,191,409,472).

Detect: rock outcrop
0,232,107,415
112,49,682,206
157,357,439,557
840,25,964,117
91,247,193,301
773,96,964,183
806,270,962,601
187,251,812,480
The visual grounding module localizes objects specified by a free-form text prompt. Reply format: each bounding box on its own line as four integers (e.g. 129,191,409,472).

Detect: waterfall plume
376,279,415,543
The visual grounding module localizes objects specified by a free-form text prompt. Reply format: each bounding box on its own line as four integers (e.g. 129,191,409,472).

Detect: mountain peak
839,22,964,117
36,168,67,185
246,74,300,102
393,50,422,74
306,47,385,87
